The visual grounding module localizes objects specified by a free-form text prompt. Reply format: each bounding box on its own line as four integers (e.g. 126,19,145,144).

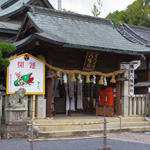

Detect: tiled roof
1,0,19,9
0,0,53,19
0,0,8,6
15,6,150,55
0,0,30,19
0,21,20,30
116,22,150,47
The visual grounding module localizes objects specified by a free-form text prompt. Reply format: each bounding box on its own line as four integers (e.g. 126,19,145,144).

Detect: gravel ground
0,132,150,150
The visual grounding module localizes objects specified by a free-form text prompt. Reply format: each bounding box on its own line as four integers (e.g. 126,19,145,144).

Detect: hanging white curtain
77,79,83,109
65,83,70,114
69,74,75,111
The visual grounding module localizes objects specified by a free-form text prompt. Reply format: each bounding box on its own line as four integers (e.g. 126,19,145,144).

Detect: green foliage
0,58,10,67
106,10,120,20
125,0,150,26
117,11,128,24
62,8,77,14
106,10,120,27
91,0,102,17
0,42,16,69
105,0,150,27
0,42,16,58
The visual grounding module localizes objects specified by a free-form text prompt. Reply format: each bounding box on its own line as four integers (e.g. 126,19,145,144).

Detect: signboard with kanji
83,51,99,71
7,53,45,94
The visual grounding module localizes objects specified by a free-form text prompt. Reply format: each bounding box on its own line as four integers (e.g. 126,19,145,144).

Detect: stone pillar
121,68,129,117
133,96,137,115
141,97,145,115
36,95,44,119
128,96,132,115
137,96,141,115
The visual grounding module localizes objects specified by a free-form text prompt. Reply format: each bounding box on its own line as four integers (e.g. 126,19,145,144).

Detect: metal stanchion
30,119,34,150
99,105,111,150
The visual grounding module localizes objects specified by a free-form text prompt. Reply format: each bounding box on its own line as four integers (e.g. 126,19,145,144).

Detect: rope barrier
38,55,126,84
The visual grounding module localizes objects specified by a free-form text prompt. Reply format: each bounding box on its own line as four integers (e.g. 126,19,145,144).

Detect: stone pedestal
2,107,29,139
5,107,27,122
2,121,29,139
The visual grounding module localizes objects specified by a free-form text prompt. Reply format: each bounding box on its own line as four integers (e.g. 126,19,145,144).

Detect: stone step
38,126,150,138
31,116,150,138
38,121,150,131
34,116,145,125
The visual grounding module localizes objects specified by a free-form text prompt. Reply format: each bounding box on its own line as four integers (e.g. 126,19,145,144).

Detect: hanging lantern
98,76,104,85
56,71,61,80
71,73,76,82
110,75,116,83
63,74,67,83
86,75,91,83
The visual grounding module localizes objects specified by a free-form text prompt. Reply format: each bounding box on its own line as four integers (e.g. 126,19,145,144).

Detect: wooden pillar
116,81,121,115
46,51,53,118
46,69,53,117
116,56,121,115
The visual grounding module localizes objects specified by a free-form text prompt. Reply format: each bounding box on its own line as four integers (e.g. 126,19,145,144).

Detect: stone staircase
32,115,150,138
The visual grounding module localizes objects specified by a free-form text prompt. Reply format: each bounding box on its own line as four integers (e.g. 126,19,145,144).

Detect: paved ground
0,132,150,150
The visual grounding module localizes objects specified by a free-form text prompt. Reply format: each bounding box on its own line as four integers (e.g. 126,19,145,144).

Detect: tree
91,0,102,17
105,0,150,27
0,42,16,69
62,8,77,14
0,42,16,84
125,0,150,27
106,10,120,27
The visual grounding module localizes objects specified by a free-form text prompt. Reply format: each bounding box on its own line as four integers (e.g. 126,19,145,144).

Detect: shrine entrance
52,75,117,116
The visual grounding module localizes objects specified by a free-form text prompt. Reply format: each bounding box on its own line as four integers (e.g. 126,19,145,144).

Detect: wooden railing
128,94,149,116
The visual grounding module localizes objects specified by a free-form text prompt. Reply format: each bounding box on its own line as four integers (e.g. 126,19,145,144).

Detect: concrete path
0,134,150,150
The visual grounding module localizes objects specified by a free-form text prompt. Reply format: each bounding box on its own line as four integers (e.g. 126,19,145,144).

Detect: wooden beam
17,19,30,40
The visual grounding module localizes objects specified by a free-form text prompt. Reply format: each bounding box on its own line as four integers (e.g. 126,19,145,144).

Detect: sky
49,0,136,18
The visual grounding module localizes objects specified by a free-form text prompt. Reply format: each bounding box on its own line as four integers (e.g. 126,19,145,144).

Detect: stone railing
128,94,149,116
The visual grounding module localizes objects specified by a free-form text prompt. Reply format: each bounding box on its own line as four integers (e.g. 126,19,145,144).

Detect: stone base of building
1,121,29,139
